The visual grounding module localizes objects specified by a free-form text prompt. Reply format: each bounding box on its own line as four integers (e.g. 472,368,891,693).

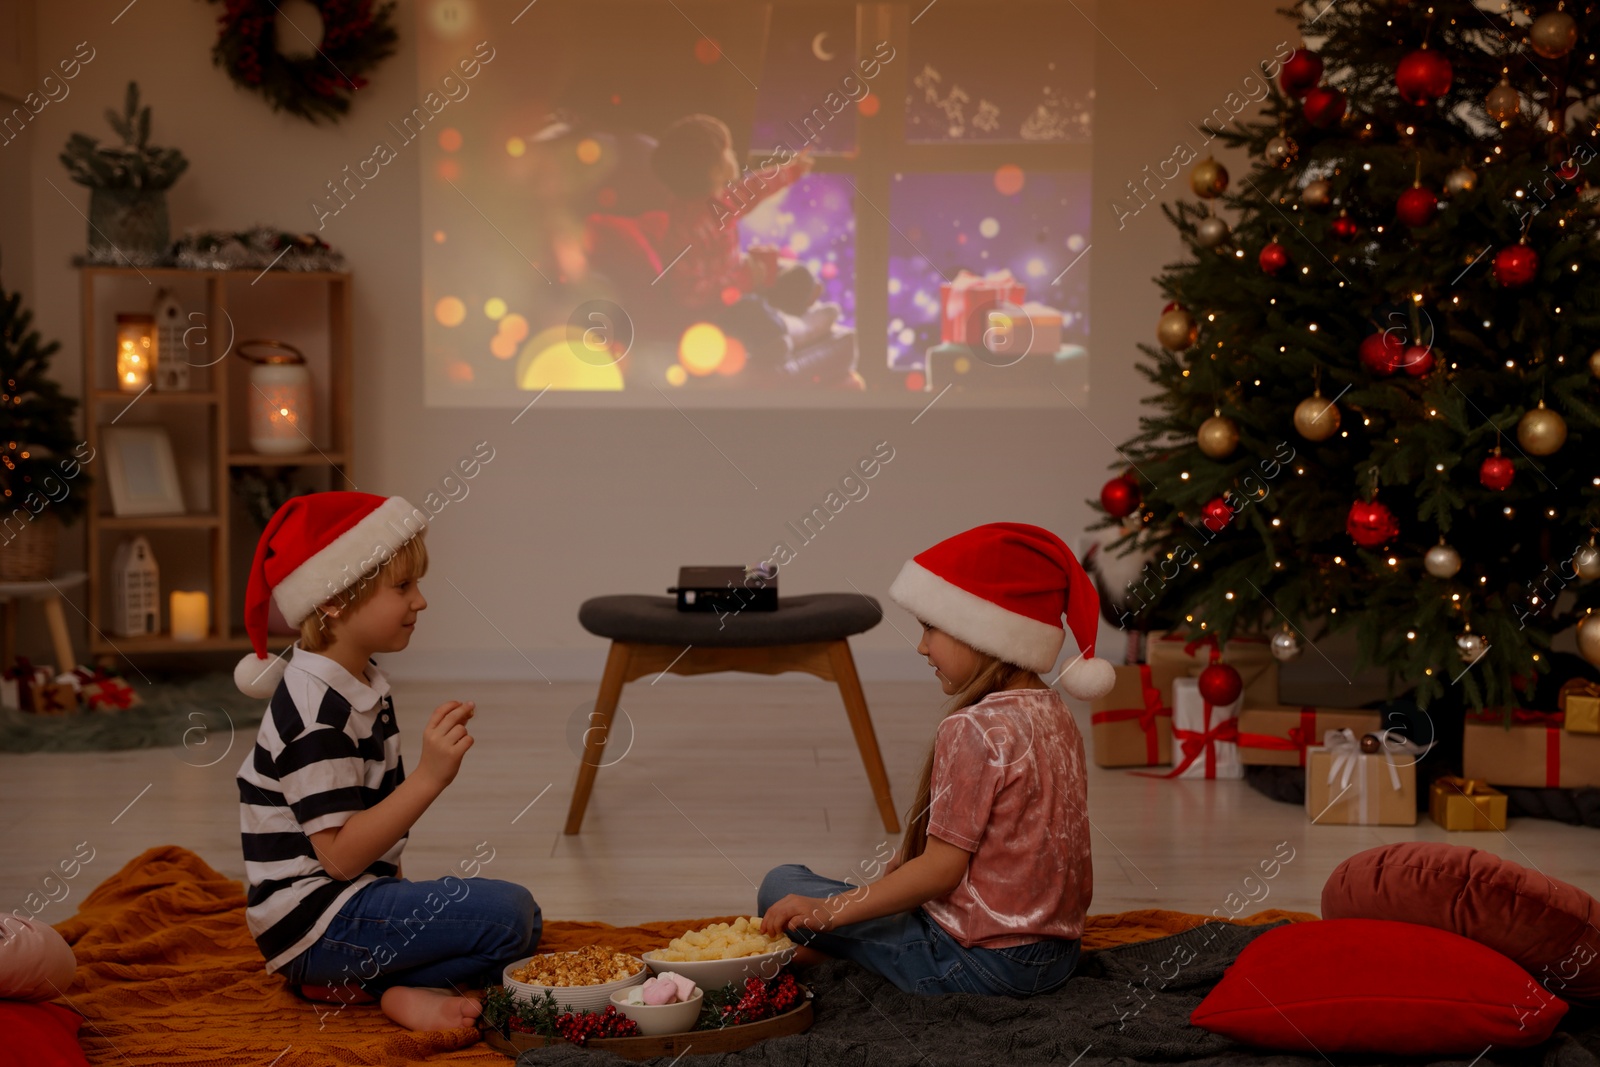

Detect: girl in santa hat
759,522,1110,996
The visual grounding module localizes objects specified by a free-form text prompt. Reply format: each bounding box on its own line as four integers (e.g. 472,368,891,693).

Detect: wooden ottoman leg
565,641,632,835
42,595,77,674
827,640,900,834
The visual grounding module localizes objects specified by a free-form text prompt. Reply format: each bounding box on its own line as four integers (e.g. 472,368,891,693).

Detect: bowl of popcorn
642,917,797,991
609,972,703,1036
503,945,647,1013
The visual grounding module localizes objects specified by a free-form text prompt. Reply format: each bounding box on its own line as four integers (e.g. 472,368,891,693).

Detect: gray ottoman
565,593,898,834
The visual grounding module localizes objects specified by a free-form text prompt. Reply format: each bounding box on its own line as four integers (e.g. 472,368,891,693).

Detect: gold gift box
1558,679,1600,735
1428,776,1508,832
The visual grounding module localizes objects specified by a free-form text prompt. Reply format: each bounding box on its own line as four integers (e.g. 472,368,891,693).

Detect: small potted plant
59,81,189,259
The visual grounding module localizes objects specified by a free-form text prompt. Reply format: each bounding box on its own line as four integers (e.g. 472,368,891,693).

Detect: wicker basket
0,514,60,582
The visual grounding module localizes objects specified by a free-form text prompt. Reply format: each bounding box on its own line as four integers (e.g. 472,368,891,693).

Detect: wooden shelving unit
79,266,353,662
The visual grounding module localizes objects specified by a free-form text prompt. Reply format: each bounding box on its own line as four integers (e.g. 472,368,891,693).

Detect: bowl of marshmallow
609,972,703,1036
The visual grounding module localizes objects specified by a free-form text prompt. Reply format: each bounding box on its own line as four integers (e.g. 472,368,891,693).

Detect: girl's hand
761,893,832,938
417,701,475,791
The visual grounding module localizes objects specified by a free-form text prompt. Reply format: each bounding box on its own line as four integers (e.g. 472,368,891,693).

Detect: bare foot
379,986,483,1031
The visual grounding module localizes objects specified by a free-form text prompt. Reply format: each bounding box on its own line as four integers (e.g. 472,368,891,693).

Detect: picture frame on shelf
101,425,185,516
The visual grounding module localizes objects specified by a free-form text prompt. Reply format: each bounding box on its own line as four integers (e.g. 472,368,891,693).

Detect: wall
18,0,1292,680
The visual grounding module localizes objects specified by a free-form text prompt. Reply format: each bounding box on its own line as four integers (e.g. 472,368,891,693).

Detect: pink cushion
0,1002,88,1067
1322,842,1600,1002
0,916,76,1002
1192,918,1568,1054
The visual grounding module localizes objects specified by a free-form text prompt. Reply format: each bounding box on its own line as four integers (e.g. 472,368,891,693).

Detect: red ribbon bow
86,681,137,711
1236,709,1319,767
1138,695,1239,779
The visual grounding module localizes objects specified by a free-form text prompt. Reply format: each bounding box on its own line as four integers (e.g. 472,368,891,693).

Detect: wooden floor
3,678,1597,926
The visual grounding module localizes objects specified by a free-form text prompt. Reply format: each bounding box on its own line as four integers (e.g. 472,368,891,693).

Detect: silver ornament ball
1443,166,1477,198
1196,216,1231,248
1576,544,1600,581
1301,179,1333,208
1270,630,1303,662
1424,543,1462,579
1264,135,1299,168
1457,632,1488,664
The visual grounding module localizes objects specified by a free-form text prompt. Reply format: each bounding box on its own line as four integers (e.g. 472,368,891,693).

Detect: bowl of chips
642,917,797,990
503,945,647,1013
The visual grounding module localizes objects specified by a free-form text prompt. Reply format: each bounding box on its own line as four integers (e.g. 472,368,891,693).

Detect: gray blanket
514,921,1600,1066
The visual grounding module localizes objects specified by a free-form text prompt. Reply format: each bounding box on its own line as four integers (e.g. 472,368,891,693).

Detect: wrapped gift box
1558,680,1600,734
2,659,55,712
1090,663,1172,767
1236,707,1383,767
1306,731,1417,825
1018,302,1063,355
938,269,1025,346
1169,676,1242,779
1462,709,1600,788
1148,633,1279,710
1429,776,1508,832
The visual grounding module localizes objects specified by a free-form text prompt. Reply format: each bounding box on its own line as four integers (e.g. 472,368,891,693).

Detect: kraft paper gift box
937,268,1025,346
1018,302,1063,355
1090,663,1173,767
1167,677,1242,780
1147,633,1279,712
1236,707,1383,767
1558,679,1600,735
1461,709,1600,788
1429,776,1508,832
1306,729,1418,826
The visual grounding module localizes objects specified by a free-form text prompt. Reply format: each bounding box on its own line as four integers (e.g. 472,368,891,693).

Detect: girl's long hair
898,650,1036,864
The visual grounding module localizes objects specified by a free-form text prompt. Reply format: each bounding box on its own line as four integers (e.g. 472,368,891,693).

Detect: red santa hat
234,492,429,698
887,522,1116,700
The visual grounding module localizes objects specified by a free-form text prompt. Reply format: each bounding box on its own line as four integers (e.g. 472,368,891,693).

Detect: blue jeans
280,877,541,995
757,864,1079,997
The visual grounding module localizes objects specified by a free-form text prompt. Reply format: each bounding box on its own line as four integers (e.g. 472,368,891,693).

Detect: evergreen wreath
209,0,399,124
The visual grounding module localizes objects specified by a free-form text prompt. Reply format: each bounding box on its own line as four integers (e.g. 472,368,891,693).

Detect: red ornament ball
1258,242,1290,274
1302,86,1347,128
1198,663,1244,706
1396,186,1438,227
1400,344,1435,377
1557,159,1582,182
1358,331,1404,376
1331,214,1361,240
1279,49,1324,97
1395,48,1453,105
1479,453,1515,490
1346,499,1400,547
1201,497,1234,533
1099,476,1141,518
1493,244,1539,287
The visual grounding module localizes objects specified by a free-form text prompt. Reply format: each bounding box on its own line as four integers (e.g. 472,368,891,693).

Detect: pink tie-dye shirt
923,687,1092,949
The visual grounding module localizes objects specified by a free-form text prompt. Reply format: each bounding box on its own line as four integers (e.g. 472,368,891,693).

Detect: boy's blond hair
299,533,429,651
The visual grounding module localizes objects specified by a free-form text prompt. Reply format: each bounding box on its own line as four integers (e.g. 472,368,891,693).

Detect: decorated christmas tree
1100,1,1600,711
0,272,86,524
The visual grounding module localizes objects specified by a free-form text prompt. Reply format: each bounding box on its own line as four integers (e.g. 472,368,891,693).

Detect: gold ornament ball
1574,544,1600,580
1198,415,1240,459
1293,394,1341,441
1302,179,1333,208
1157,308,1198,351
1190,157,1229,199
1516,402,1567,456
1485,81,1521,124
1589,349,1600,378
1579,614,1600,668
1530,11,1578,59
1264,135,1298,168
1424,543,1461,579
1443,166,1477,197
1196,216,1231,248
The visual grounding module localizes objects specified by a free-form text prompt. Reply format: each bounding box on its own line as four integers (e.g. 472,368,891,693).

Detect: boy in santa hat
235,491,539,1031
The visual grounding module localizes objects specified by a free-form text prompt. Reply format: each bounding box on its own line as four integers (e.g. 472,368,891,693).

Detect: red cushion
1322,842,1600,1002
0,1002,89,1067
1191,919,1567,1054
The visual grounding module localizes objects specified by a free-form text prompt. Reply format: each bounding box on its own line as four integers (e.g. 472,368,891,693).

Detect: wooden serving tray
480,996,813,1061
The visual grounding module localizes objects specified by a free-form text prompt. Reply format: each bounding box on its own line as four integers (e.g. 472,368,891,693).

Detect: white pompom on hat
234,492,429,698
888,521,1117,700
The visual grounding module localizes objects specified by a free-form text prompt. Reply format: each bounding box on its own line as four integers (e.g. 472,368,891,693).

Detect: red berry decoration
1395,48,1453,105
1346,499,1400,547
1258,242,1290,274
1479,451,1514,490
1279,49,1324,97
1100,475,1141,518
1331,214,1361,240
1400,344,1435,377
1198,662,1244,706
1201,497,1234,533
1301,86,1347,128
1396,185,1438,227
1493,244,1539,287
1358,331,1404,376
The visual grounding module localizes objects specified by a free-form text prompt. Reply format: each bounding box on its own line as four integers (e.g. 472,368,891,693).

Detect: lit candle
243,341,313,455
115,314,157,393
170,591,209,642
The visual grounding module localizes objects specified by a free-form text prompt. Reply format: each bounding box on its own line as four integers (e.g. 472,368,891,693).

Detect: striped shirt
237,649,406,972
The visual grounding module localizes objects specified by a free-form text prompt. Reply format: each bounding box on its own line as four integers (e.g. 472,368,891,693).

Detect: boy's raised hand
417,700,475,791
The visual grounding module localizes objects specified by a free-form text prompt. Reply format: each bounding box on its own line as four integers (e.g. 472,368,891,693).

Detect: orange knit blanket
51,846,1313,1066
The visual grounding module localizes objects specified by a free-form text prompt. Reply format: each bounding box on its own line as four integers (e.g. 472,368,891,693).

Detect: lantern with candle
169,590,209,641
115,313,156,392
239,340,313,455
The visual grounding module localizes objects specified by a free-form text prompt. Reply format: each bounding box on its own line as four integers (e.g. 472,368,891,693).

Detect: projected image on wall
417,1,1092,403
